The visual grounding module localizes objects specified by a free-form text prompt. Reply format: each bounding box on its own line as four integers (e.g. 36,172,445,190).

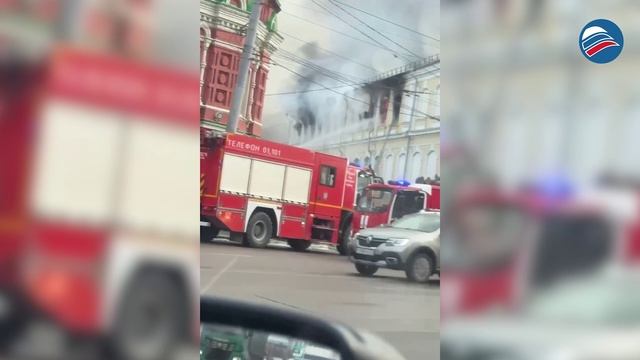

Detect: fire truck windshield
356,188,393,213
527,269,640,327
443,205,528,271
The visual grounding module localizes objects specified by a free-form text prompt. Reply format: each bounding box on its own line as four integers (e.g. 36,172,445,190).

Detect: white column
200,40,211,105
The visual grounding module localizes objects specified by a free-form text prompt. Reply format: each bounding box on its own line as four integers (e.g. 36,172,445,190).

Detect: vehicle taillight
23,222,107,333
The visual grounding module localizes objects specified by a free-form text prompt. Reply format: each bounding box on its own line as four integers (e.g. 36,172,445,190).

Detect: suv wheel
355,263,378,276
405,253,433,283
246,212,272,248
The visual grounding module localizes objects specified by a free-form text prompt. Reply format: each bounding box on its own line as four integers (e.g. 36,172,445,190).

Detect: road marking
200,251,253,258
200,256,239,295
254,295,307,312
227,269,358,279
226,270,440,291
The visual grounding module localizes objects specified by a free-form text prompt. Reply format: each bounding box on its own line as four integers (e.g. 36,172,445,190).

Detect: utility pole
226,0,263,133
402,77,419,180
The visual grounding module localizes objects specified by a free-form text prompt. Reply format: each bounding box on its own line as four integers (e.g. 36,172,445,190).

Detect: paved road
201,236,440,360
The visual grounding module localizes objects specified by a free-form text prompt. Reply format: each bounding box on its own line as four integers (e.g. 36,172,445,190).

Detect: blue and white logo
579,19,623,64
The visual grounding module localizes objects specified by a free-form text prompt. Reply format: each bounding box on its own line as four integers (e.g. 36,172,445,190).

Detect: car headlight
385,238,409,246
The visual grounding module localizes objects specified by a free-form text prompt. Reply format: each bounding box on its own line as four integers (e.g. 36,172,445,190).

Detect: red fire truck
200,133,440,254
0,48,199,359
353,182,440,232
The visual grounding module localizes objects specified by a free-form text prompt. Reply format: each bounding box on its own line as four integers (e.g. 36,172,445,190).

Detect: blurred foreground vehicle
350,211,440,282
0,56,38,352
201,297,407,360
442,266,640,360
0,47,199,360
441,183,640,318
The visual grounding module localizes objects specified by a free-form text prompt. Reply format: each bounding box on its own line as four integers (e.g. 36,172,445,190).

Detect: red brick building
200,0,282,137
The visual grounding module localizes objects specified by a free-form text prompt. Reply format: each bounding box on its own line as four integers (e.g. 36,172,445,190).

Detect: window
426,151,437,179
319,165,336,187
357,189,393,213
391,191,425,219
383,154,393,181
396,153,406,179
410,152,422,182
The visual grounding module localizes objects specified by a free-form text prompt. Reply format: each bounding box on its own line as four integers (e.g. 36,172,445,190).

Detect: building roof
365,54,440,84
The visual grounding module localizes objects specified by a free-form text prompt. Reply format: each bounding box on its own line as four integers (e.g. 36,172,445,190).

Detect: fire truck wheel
337,223,352,256
288,239,311,252
355,263,378,276
405,253,433,283
246,212,273,248
111,271,187,360
200,226,219,243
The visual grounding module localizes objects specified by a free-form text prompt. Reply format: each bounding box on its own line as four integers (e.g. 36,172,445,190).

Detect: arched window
410,152,422,182
426,151,438,180
396,153,406,180
374,155,381,173
383,154,393,181
433,84,440,117
364,156,371,168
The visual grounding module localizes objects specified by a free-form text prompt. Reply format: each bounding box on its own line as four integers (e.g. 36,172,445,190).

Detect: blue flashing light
388,179,411,186
528,174,575,199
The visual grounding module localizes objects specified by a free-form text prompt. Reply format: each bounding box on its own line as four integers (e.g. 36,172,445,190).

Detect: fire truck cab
352,182,441,232
200,132,377,254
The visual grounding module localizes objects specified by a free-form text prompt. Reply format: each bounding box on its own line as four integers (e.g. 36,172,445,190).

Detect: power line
274,49,364,84
264,54,439,107
323,0,423,59
330,0,440,43
273,52,440,108
255,50,441,112
308,0,415,61
284,0,436,48
274,63,437,120
266,85,434,96
254,48,360,85
282,11,395,53
279,30,377,73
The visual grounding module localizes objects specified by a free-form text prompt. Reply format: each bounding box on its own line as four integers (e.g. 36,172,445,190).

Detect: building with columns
200,0,283,137
290,56,440,183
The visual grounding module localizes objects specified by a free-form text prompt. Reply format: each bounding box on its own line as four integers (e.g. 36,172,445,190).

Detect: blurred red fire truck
0,48,199,359
441,183,640,319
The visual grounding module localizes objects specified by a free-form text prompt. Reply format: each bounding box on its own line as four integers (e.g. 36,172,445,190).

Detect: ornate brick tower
200,0,282,137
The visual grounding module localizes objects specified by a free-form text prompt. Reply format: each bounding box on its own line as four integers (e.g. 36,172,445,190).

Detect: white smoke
262,0,439,143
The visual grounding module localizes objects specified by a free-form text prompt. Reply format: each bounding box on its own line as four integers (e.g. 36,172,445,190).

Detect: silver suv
350,211,440,283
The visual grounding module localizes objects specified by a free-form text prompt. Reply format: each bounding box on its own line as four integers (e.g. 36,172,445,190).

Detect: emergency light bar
388,180,411,186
